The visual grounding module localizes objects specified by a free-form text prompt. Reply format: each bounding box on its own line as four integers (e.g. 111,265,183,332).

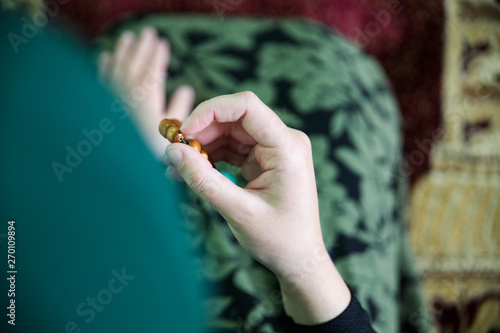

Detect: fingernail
120,31,134,41
179,85,194,97
165,147,183,167
141,27,155,35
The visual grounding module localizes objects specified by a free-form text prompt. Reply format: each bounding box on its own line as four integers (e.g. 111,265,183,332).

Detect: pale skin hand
99,27,194,158
101,29,351,324
165,91,351,325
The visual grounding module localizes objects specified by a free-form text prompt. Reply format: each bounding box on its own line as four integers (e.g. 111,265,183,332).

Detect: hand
99,27,194,158
165,91,351,325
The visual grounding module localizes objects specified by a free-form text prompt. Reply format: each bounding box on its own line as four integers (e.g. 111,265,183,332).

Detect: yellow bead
188,140,202,152
159,119,177,138
166,125,180,143
173,132,184,143
200,149,209,160
199,149,215,168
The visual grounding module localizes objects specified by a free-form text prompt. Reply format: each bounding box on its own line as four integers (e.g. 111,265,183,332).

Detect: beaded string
159,118,215,168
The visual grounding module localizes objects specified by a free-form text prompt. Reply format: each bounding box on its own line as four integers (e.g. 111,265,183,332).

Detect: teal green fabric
0,13,204,333
97,15,428,333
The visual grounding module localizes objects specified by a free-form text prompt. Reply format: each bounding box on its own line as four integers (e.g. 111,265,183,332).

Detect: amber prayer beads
159,118,214,167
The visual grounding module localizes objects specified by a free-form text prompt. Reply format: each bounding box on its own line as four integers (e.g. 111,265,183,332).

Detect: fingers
110,31,135,86
177,91,292,182
201,134,252,155
127,28,158,84
164,143,255,219
184,121,257,147
165,85,195,122
141,39,168,120
142,36,168,88
202,136,251,166
98,27,177,159
101,28,169,91
240,147,262,182
181,91,288,148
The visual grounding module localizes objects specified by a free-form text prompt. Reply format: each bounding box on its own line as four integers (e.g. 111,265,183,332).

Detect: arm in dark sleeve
284,296,376,333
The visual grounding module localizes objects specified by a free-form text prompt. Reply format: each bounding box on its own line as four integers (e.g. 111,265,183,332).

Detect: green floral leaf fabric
96,15,427,333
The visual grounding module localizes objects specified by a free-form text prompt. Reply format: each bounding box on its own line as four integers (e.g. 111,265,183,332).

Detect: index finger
180,91,288,148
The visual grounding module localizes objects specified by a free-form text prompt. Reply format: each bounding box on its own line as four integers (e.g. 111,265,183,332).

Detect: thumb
164,143,249,216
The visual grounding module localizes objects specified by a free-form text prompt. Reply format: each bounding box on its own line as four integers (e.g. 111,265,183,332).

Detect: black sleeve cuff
283,296,376,333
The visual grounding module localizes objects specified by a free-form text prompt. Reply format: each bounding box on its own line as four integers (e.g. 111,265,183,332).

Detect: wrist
277,254,351,325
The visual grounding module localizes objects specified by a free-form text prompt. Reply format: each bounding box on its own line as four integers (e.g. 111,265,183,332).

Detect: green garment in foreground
0,13,204,333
